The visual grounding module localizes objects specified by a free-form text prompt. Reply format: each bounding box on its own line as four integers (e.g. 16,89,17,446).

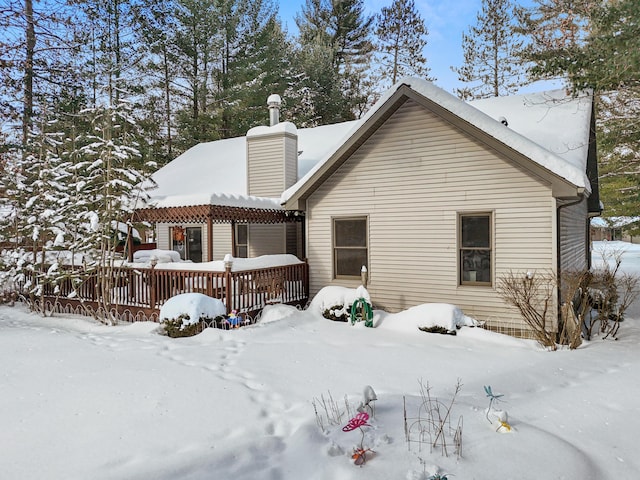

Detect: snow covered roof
468,89,592,178
148,77,593,212
146,121,358,209
282,78,593,206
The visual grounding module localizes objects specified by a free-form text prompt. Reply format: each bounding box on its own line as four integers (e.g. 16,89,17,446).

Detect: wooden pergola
132,203,303,261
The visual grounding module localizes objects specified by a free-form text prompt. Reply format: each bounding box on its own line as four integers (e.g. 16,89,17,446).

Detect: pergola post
207,214,213,261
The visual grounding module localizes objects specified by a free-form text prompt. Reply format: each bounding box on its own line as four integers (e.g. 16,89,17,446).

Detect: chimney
246,94,298,197
267,94,281,126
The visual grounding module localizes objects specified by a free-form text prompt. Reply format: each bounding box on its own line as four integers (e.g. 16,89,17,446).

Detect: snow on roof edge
149,192,283,210
281,78,591,205
247,121,297,138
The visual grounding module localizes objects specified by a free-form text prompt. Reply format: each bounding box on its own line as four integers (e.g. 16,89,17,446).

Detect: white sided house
138,78,600,336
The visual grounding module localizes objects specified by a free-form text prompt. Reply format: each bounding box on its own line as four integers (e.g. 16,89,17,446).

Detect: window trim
332,216,369,280
235,223,248,258
458,212,493,286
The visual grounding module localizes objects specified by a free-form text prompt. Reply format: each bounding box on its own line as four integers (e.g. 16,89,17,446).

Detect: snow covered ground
1,241,639,479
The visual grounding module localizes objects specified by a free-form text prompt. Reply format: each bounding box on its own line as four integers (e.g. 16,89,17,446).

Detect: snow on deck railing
17,259,309,321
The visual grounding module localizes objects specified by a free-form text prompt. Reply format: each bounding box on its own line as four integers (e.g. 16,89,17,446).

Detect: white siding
247,133,297,197
200,223,209,262
248,224,285,257
306,99,558,333
559,198,589,272
154,222,235,262
211,223,233,260
157,223,171,250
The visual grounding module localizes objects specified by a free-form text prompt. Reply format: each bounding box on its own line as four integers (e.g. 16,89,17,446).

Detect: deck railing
18,261,309,322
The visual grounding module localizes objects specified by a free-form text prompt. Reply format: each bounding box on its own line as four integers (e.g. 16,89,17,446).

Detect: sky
277,0,562,95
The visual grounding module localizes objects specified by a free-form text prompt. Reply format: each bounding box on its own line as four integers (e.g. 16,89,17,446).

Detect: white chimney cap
267,94,282,107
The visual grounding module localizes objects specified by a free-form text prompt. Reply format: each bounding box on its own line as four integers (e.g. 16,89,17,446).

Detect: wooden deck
22,262,309,323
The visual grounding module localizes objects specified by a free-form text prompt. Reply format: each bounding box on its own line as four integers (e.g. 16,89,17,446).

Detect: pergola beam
133,204,303,225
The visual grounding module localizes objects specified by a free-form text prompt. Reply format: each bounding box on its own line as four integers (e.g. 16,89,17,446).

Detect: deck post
149,256,158,310
224,254,233,314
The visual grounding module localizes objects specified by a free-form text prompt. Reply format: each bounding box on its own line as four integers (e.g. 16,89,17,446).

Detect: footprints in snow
77,329,291,438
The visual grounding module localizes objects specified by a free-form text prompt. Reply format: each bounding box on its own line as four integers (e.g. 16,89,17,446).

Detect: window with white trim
459,213,492,285
333,217,368,278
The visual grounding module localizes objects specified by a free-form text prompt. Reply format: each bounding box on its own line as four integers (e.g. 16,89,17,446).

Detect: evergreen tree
225,15,294,135
452,0,525,99
169,0,289,145
132,0,179,164
209,0,290,137
375,0,434,86
171,0,227,147
293,0,375,124
0,0,80,147
71,0,141,106
515,0,595,83
67,101,155,324
285,41,345,126
519,0,640,230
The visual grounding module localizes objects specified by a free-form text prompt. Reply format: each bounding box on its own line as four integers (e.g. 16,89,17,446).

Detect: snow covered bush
322,305,350,322
159,293,227,337
379,303,478,333
309,285,372,322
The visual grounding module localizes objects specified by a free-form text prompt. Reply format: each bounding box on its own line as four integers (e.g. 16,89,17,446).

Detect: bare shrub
559,270,592,349
603,272,640,339
590,247,640,340
496,270,558,350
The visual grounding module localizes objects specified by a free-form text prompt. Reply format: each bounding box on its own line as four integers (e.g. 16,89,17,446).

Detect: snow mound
379,303,479,333
133,249,182,264
159,293,226,325
257,304,301,324
307,285,371,315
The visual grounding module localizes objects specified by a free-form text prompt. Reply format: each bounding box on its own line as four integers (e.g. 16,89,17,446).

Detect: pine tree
515,0,595,83
0,0,80,147
574,0,639,228
209,0,290,137
293,0,375,123
452,0,525,99
518,0,640,230
72,0,140,106
226,15,294,135
132,0,179,164
68,101,155,324
375,0,434,87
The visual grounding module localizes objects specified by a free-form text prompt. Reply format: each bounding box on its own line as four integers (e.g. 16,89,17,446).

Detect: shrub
161,314,226,337
497,270,558,350
323,304,350,322
162,315,204,337
418,325,457,335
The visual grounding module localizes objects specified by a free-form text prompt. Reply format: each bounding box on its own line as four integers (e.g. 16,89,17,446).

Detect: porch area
28,259,309,323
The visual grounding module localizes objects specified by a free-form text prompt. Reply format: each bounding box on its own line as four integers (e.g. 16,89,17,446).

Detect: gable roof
282,78,593,209
146,78,595,213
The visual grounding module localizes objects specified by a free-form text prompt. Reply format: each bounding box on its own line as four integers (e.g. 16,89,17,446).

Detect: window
170,226,202,262
235,224,248,258
459,213,492,285
333,217,368,278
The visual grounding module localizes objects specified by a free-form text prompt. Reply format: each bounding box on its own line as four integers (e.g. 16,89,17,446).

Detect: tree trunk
23,0,35,147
